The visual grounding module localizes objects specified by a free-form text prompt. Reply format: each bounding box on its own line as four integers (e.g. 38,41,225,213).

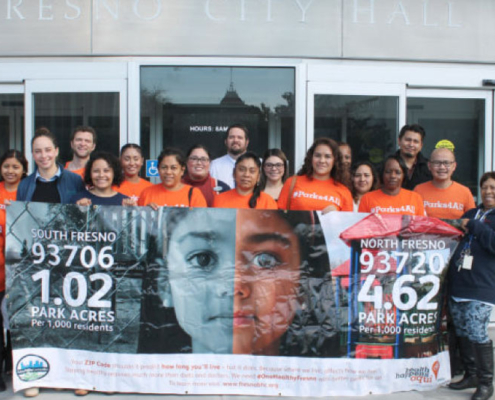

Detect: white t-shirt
210,154,236,188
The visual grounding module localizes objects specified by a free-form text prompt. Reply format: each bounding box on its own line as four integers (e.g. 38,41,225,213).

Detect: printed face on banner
233,210,301,356
164,208,236,354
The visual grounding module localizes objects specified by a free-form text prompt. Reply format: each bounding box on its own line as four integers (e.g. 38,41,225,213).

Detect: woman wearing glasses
182,144,230,207
260,149,289,201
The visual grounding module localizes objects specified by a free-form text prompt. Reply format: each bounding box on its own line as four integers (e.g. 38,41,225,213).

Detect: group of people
0,121,493,400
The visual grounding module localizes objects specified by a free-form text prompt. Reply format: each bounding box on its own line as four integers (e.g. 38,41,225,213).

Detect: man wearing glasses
414,146,475,219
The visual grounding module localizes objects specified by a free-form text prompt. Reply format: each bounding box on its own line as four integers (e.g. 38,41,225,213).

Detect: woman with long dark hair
351,161,379,211
277,138,353,212
116,143,152,202
213,152,277,210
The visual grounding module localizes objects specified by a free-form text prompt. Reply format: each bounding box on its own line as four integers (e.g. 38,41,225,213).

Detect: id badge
462,255,474,270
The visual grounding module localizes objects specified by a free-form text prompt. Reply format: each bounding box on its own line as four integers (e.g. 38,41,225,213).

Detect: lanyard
463,207,495,251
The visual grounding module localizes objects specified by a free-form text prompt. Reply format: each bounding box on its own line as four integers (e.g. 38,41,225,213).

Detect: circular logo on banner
16,355,50,382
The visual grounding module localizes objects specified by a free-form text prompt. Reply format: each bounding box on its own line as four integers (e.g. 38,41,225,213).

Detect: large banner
6,202,462,396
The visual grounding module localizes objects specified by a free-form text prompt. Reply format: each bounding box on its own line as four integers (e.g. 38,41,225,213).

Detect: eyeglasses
188,156,210,164
430,160,455,168
264,163,284,170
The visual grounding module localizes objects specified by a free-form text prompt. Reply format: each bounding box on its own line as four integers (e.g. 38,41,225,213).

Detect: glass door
0,84,24,156
24,80,127,173
407,89,492,200
307,82,406,169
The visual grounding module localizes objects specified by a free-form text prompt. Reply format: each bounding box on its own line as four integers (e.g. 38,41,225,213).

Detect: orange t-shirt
64,162,85,180
213,189,278,210
138,184,207,208
277,175,353,211
115,178,153,202
359,188,425,216
414,181,476,219
0,182,17,292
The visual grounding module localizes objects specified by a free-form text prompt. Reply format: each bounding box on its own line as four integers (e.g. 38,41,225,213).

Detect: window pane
407,97,484,196
34,92,120,164
0,94,24,155
314,95,399,167
140,67,295,171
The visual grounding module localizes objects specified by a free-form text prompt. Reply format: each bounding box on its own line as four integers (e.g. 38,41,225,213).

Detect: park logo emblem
16,354,50,382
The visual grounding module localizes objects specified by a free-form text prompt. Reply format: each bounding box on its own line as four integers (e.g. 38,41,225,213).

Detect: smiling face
225,127,249,157
32,136,59,173
352,164,374,196
90,159,114,192
71,130,96,159
312,144,334,180
234,157,260,194
186,148,210,181
263,156,285,184
121,147,144,179
1,157,24,186
382,158,404,194
481,178,495,210
428,148,456,183
165,209,236,353
398,130,423,160
233,210,301,355
159,155,185,189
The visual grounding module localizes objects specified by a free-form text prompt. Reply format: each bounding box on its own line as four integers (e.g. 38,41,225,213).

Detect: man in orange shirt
414,147,475,219
65,126,97,179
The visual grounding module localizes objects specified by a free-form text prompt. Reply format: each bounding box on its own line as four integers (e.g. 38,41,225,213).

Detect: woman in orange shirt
0,150,28,392
213,152,277,210
116,143,152,202
138,148,206,209
359,155,425,216
277,138,353,212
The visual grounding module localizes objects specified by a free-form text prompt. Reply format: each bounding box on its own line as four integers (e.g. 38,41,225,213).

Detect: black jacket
395,150,432,190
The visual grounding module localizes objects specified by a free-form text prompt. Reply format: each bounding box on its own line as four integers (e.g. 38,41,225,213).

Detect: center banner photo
6,202,462,396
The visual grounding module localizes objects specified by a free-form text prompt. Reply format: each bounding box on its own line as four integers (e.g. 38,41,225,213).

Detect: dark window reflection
140,67,295,172
314,95,399,168
407,97,484,197
0,94,24,156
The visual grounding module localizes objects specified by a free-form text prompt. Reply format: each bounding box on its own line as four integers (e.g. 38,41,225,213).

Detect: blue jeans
449,299,493,344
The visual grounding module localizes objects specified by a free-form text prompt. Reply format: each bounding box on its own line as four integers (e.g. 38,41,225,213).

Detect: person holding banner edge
448,172,495,400
0,150,28,392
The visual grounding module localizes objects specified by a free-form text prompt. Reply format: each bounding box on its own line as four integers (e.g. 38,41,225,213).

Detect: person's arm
339,186,354,212
466,217,495,255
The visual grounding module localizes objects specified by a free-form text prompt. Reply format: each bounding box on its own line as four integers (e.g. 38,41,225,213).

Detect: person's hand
4,199,12,206
322,205,338,214
460,218,470,233
122,198,137,207
76,198,92,206
148,202,159,211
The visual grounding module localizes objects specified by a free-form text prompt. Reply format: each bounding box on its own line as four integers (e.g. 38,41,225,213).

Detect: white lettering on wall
422,0,438,27
387,2,410,25
7,0,25,20
65,0,81,20
353,0,375,24
204,0,225,21
294,0,314,23
39,0,54,21
133,0,161,21
448,2,461,27
96,0,119,20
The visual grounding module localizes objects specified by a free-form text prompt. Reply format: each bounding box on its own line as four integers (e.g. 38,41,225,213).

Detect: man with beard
65,126,97,179
395,124,432,190
210,124,249,188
